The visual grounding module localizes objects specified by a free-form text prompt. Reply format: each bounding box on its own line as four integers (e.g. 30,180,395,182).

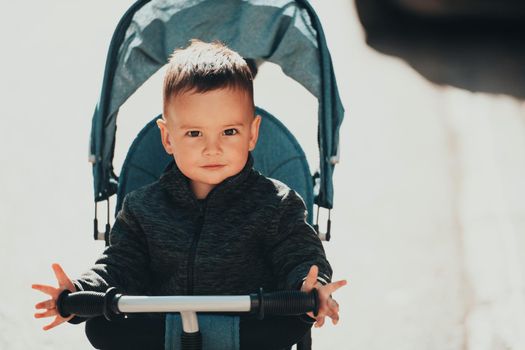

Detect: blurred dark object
355,0,525,98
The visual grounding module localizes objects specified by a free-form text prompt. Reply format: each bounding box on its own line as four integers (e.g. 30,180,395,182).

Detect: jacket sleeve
73,193,151,296
265,189,333,291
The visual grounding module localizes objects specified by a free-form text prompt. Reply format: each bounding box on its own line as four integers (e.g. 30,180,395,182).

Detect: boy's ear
156,117,173,155
249,115,262,151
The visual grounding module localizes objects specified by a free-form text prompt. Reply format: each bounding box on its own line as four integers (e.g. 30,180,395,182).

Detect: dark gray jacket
74,155,332,296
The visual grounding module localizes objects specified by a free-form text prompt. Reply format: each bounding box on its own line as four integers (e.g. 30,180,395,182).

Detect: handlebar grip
56,287,121,320
57,290,105,318
251,288,319,320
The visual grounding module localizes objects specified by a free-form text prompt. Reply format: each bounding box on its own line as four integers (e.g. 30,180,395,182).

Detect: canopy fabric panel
90,0,344,208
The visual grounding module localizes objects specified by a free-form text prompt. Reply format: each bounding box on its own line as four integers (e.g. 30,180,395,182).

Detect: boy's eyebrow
177,124,200,129
177,122,245,129
223,123,244,128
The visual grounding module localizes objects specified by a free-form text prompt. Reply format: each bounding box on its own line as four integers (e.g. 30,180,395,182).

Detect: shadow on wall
355,0,525,99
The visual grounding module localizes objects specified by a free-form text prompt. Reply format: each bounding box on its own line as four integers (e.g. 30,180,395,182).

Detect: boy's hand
301,265,347,328
32,263,76,330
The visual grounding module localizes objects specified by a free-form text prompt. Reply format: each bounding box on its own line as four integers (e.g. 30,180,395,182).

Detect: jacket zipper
187,202,206,295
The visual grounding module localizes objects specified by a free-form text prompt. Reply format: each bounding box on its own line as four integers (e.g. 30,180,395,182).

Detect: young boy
33,40,346,349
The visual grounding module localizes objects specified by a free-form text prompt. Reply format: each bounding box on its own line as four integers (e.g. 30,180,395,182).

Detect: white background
1,1,525,349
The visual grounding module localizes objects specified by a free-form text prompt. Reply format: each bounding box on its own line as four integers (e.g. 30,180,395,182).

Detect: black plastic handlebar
250,288,319,320
57,287,121,320
56,287,319,321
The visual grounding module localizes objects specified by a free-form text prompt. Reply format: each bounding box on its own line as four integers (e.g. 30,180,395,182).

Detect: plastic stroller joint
314,206,331,242
103,287,122,321
181,331,202,350
56,289,72,318
94,199,112,244
255,287,265,320
311,288,319,317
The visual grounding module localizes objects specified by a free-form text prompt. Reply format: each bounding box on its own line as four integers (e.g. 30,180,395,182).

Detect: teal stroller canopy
89,0,344,209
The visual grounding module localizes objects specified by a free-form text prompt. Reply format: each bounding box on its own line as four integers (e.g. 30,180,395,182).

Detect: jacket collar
159,153,255,212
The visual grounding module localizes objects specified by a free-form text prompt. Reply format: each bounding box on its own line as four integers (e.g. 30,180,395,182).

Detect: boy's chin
195,175,229,186
202,170,241,184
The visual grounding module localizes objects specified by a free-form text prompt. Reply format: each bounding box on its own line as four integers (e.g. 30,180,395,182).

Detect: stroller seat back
116,107,313,223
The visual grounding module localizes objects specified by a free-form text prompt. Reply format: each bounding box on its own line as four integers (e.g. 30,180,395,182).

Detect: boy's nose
203,137,222,155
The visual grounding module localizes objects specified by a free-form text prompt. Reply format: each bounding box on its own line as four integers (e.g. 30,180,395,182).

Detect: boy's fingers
324,302,340,325
35,299,55,310
35,309,57,319
330,312,340,325
315,309,326,321
329,298,339,313
43,317,65,331
32,284,56,296
302,265,318,291
323,280,347,295
331,309,340,322
315,316,325,328
52,263,73,290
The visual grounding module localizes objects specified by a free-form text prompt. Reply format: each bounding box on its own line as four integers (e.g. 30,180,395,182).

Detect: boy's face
157,87,261,199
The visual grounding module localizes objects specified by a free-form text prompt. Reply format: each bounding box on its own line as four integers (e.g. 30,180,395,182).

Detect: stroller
86,0,345,349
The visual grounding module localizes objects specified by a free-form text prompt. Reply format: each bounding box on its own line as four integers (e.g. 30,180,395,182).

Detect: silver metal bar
180,311,199,333
117,295,251,313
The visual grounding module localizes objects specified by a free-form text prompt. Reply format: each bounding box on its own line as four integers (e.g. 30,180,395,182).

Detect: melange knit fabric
73,153,332,298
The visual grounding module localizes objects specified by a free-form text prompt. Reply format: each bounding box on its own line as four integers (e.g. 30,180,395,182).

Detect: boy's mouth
202,164,225,169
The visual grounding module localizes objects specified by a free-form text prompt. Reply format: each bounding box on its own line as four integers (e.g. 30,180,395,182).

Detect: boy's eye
223,128,238,136
186,130,202,137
